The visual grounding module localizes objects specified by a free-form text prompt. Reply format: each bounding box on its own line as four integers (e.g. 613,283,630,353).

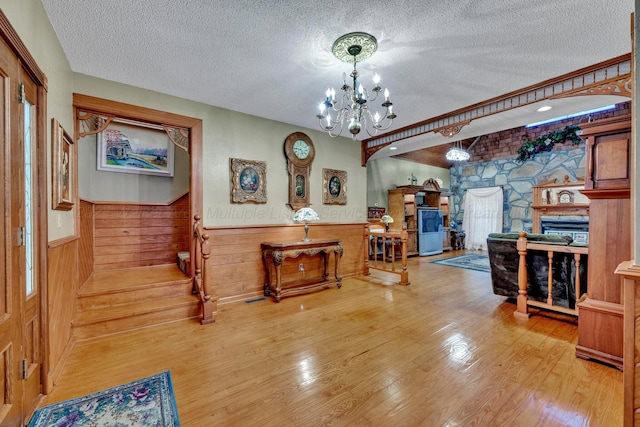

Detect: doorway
0,17,48,427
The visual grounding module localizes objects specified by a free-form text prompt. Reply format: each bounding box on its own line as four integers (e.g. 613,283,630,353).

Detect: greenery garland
515,124,582,163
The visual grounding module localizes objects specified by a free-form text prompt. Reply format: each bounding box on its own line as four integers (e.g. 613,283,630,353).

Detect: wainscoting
89,194,190,271
206,223,367,303
47,237,79,393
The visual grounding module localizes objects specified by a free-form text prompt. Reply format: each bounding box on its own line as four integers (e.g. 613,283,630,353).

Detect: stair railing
193,215,216,324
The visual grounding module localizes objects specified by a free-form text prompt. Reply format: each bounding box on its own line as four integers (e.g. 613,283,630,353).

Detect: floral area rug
430,253,490,273
28,371,179,426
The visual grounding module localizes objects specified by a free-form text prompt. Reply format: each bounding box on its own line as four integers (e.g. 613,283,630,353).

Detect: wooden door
20,71,42,421
0,36,42,426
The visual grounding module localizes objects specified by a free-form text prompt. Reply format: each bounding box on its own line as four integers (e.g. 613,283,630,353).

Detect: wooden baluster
363,224,370,276
547,251,554,306
515,231,530,317
389,234,396,272
399,226,409,286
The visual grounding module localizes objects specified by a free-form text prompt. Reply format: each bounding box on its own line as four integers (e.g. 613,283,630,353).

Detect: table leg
262,249,271,296
273,250,283,303
322,251,330,281
335,246,343,288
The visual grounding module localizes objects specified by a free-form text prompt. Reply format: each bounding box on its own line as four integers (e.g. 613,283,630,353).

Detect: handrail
363,224,409,285
515,231,588,318
193,215,216,324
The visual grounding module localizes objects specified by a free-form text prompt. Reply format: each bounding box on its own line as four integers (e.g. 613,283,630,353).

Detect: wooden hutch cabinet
388,180,442,257
575,114,631,370
388,187,420,256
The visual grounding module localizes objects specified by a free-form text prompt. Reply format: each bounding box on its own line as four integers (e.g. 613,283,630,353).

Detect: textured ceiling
40,0,634,160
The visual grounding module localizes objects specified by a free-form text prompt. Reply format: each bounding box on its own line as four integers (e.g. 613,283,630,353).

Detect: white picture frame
97,120,175,177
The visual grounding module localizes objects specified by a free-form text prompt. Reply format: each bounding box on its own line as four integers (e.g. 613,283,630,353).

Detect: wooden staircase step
78,264,193,310
72,295,200,340
79,264,190,296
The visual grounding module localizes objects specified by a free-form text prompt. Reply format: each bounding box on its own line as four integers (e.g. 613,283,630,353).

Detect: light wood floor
40,251,622,426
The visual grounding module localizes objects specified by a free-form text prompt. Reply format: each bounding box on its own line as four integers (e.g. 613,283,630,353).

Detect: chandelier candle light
293,207,320,242
317,32,397,139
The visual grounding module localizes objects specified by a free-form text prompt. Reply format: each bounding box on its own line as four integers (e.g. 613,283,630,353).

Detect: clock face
293,139,310,159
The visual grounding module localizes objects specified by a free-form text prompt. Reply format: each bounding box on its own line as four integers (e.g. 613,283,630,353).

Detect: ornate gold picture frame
52,118,74,210
230,158,267,203
323,168,347,205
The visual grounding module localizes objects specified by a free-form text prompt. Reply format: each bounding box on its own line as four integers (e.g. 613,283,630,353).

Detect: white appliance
418,208,443,256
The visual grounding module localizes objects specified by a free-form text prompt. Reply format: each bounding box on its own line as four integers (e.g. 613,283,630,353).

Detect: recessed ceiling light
537,105,553,112
526,104,616,128
389,146,397,150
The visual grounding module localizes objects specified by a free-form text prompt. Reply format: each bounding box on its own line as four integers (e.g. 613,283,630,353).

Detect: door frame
71,93,203,282
0,7,49,413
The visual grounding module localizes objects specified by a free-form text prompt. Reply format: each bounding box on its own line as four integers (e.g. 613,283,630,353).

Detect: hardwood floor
38,251,622,426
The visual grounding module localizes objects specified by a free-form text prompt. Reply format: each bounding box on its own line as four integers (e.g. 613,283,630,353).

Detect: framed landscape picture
97,120,175,177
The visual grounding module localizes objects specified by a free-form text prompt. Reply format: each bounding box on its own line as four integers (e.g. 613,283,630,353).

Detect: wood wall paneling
78,201,94,286
208,223,366,302
46,240,78,390
92,195,190,271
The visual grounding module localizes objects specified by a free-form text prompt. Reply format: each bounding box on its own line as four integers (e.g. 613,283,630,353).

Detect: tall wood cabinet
388,181,442,257
388,186,420,256
575,115,631,370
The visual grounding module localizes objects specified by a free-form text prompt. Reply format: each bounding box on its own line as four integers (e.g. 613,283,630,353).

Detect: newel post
363,224,370,276
515,231,530,318
193,215,215,325
399,225,409,286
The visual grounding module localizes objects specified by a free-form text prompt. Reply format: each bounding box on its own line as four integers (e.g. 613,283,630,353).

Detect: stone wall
449,102,629,233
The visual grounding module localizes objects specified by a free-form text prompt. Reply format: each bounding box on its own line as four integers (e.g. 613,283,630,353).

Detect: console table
261,239,343,302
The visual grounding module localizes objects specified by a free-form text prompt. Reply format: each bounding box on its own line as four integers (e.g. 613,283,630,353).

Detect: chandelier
317,32,396,139
446,141,470,162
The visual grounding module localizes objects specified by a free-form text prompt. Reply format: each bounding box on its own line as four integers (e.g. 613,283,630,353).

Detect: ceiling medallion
331,32,378,63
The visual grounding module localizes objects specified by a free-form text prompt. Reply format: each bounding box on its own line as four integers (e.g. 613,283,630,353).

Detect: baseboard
45,336,76,394
575,344,623,371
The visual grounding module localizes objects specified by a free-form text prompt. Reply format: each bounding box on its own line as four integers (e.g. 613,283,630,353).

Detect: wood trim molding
73,94,203,277
73,94,201,129
47,234,80,249
204,221,369,231
362,53,631,163
81,189,189,206
0,10,47,89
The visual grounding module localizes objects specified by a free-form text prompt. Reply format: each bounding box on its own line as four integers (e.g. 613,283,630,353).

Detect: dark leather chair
487,233,588,309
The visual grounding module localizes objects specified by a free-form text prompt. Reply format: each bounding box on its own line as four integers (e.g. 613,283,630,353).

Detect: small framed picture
323,168,347,205
368,207,386,219
230,158,267,203
52,118,74,210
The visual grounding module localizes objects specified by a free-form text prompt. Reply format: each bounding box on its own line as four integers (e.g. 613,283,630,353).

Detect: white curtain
462,187,503,251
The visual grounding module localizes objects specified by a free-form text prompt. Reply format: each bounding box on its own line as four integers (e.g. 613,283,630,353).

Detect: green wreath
515,124,582,163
